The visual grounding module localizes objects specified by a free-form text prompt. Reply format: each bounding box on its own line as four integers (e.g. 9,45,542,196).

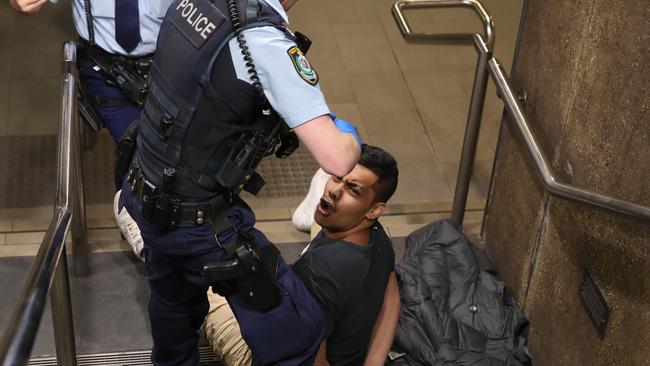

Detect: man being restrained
204,145,401,366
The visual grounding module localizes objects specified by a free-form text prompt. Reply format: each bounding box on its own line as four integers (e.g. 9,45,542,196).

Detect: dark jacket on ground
390,220,530,366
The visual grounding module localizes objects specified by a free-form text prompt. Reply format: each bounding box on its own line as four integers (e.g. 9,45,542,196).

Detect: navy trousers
121,184,326,366
78,56,140,189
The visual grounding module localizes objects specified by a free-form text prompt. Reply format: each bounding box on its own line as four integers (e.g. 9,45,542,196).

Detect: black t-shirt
291,222,395,365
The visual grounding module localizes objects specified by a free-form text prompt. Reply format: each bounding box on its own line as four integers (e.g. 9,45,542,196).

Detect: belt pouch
141,181,158,224
115,122,139,180
152,195,179,231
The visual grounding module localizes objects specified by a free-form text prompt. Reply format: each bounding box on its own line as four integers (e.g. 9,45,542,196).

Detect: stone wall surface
484,0,650,365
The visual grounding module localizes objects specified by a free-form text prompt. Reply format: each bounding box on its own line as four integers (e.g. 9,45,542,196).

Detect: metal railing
0,41,84,366
392,0,650,224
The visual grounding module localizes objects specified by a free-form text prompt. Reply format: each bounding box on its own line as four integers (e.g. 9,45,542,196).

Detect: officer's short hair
358,145,398,203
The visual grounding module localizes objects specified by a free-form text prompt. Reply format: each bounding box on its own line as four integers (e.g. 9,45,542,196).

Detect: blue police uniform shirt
229,26,330,129
72,0,175,56
224,0,328,129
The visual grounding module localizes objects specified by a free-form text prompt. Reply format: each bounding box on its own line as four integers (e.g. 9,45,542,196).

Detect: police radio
225,0,300,161
81,0,150,108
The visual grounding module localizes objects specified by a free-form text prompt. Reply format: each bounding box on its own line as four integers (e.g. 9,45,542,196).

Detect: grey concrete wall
483,0,650,365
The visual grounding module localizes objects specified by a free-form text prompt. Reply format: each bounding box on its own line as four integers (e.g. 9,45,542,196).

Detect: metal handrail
393,0,494,226
392,0,494,50
0,42,81,366
393,0,650,222
487,59,650,220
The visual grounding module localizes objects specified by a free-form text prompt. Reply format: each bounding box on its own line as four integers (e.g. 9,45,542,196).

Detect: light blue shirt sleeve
229,26,330,129
72,0,175,56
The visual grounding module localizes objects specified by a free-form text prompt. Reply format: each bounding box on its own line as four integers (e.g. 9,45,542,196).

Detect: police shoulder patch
287,46,319,86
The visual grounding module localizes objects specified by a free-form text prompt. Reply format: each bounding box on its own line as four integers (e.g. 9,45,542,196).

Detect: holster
115,121,140,181
203,231,282,312
77,78,104,132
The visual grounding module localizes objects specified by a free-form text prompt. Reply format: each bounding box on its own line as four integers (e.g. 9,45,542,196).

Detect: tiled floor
0,0,523,359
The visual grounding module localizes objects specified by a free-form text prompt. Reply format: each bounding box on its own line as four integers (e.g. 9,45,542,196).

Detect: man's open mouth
316,197,334,216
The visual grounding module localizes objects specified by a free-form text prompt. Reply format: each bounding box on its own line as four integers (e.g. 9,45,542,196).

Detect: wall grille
579,269,611,338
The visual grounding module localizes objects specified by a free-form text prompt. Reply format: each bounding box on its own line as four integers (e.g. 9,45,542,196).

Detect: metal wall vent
579,269,611,338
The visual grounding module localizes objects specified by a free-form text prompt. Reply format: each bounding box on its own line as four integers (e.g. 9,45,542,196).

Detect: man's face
314,164,380,232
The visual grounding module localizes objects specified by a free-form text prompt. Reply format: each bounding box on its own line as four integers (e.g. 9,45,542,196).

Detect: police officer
10,0,176,259
118,0,361,364
10,0,174,143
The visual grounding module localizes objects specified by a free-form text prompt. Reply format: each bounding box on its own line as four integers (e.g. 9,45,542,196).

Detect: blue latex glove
330,113,362,146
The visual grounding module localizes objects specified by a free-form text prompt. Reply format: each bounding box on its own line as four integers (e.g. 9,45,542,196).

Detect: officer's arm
9,0,48,14
364,272,400,366
293,114,360,178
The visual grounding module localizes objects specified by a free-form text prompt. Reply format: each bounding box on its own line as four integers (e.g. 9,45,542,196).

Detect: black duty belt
125,166,232,230
78,38,154,78
126,163,282,311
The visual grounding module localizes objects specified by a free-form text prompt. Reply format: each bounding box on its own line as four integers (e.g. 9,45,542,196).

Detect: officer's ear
366,202,385,221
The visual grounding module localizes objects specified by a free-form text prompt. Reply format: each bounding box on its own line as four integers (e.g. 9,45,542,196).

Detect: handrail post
49,40,79,366
50,247,77,366
64,41,89,277
450,35,492,227
392,0,495,227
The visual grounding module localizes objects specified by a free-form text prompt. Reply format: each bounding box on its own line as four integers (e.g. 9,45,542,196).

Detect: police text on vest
176,0,217,39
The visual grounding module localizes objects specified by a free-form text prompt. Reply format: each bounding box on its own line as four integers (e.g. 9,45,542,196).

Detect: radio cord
83,0,95,45
226,0,265,99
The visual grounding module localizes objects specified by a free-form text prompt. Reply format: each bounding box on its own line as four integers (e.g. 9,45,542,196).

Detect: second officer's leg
77,56,140,189
79,58,145,257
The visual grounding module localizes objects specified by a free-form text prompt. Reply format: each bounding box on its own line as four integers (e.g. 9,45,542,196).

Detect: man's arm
9,0,47,14
313,341,329,366
364,272,400,366
293,114,360,178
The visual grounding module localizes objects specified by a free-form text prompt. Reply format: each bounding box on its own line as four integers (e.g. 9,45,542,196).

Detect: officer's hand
330,113,362,146
280,0,298,11
9,0,47,14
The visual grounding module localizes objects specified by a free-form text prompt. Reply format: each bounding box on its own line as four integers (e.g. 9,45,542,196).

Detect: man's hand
9,0,48,14
280,0,298,11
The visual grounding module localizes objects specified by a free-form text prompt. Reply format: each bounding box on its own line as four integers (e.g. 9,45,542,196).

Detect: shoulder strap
348,224,390,318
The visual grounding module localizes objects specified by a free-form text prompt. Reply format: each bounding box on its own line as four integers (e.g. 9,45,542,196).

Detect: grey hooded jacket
390,220,530,366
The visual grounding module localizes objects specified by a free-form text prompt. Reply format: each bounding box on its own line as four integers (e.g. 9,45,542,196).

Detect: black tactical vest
136,0,286,199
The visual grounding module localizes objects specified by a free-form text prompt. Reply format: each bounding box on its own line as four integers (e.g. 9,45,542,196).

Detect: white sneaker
292,168,331,232
114,190,145,262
